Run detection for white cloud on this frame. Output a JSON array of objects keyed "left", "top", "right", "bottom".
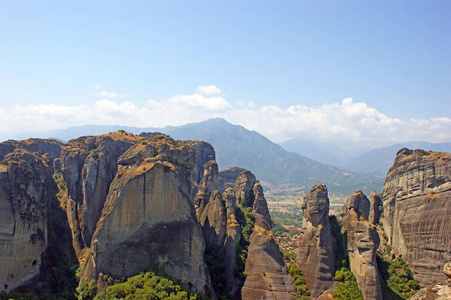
[
  {"left": 0, "top": 89, "right": 450, "bottom": 150},
  {"left": 196, "top": 85, "right": 221, "bottom": 96},
  {"left": 94, "top": 85, "right": 125, "bottom": 98}
]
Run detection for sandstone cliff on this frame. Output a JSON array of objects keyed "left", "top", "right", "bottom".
[
  {"left": 81, "top": 134, "right": 214, "bottom": 295},
  {"left": 295, "top": 184, "right": 335, "bottom": 299},
  {"left": 382, "top": 148, "right": 451, "bottom": 285},
  {"left": 408, "top": 262, "right": 451, "bottom": 300},
  {"left": 0, "top": 138, "right": 63, "bottom": 162},
  {"left": 341, "top": 191, "right": 382, "bottom": 300},
  {"left": 241, "top": 178, "right": 296, "bottom": 300},
  {"left": 60, "top": 132, "right": 143, "bottom": 254},
  {"left": 0, "top": 150, "right": 54, "bottom": 292}
]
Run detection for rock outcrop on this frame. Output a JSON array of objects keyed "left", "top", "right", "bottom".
[
  {"left": 242, "top": 177, "right": 296, "bottom": 300},
  {"left": 60, "top": 132, "right": 143, "bottom": 253},
  {"left": 0, "top": 138, "right": 63, "bottom": 161},
  {"left": 218, "top": 166, "right": 246, "bottom": 192},
  {"left": 341, "top": 191, "right": 382, "bottom": 300},
  {"left": 408, "top": 263, "right": 451, "bottom": 300},
  {"left": 368, "top": 191, "right": 381, "bottom": 225},
  {"left": 0, "top": 150, "right": 54, "bottom": 292},
  {"left": 382, "top": 148, "right": 451, "bottom": 285},
  {"left": 295, "top": 184, "right": 335, "bottom": 299},
  {"left": 81, "top": 135, "right": 213, "bottom": 295}
]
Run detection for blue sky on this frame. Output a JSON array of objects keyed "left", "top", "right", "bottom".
[{"left": 1, "top": 0, "right": 450, "bottom": 146}]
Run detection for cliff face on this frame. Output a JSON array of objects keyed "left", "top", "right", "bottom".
[
  {"left": 81, "top": 135, "right": 213, "bottom": 295},
  {"left": 383, "top": 148, "right": 451, "bottom": 285},
  {"left": 0, "top": 138, "right": 63, "bottom": 161},
  {"left": 60, "top": 132, "right": 143, "bottom": 253},
  {"left": 341, "top": 191, "right": 382, "bottom": 300},
  {"left": 295, "top": 184, "right": 335, "bottom": 299},
  {"left": 0, "top": 150, "right": 54, "bottom": 292}
]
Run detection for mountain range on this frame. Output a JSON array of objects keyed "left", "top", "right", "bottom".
[
  {"left": 5, "top": 118, "right": 385, "bottom": 195},
  {"left": 8, "top": 119, "right": 450, "bottom": 194}
]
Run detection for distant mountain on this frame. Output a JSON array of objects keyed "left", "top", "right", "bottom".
[
  {"left": 4, "top": 118, "right": 384, "bottom": 194},
  {"left": 344, "top": 141, "right": 451, "bottom": 176},
  {"left": 279, "top": 138, "right": 348, "bottom": 167},
  {"left": 159, "top": 118, "right": 383, "bottom": 194}
]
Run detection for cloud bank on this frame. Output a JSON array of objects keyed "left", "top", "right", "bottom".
[{"left": 1, "top": 85, "right": 450, "bottom": 148}]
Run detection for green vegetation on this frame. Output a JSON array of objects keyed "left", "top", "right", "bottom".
[
  {"left": 234, "top": 203, "right": 255, "bottom": 280},
  {"left": 333, "top": 258, "right": 364, "bottom": 300},
  {"left": 377, "top": 253, "right": 421, "bottom": 299},
  {"left": 204, "top": 246, "right": 229, "bottom": 299},
  {"left": 272, "top": 221, "right": 291, "bottom": 237},
  {"left": 77, "top": 280, "right": 97, "bottom": 300},
  {"left": 91, "top": 269, "right": 208, "bottom": 300},
  {"left": 288, "top": 262, "right": 310, "bottom": 299},
  {"left": 269, "top": 209, "right": 303, "bottom": 227}
]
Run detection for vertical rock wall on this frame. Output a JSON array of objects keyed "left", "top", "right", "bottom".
[
  {"left": 383, "top": 149, "right": 451, "bottom": 285},
  {"left": 0, "top": 150, "right": 54, "bottom": 292}
]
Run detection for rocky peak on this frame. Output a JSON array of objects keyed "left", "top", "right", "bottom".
[
  {"left": 296, "top": 184, "right": 335, "bottom": 299},
  {"left": 252, "top": 182, "right": 272, "bottom": 231},
  {"left": 368, "top": 191, "right": 381, "bottom": 225},
  {"left": 302, "top": 184, "right": 329, "bottom": 227},
  {"left": 234, "top": 170, "right": 256, "bottom": 205},
  {"left": 341, "top": 191, "right": 382, "bottom": 300},
  {"left": 0, "top": 138, "right": 63, "bottom": 162},
  {"left": 341, "top": 190, "right": 370, "bottom": 221},
  {"left": 218, "top": 166, "right": 247, "bottom": 192}
]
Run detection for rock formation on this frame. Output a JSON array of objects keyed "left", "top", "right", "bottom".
[
  {"left": 60, "top": 132, "right": 143, "bottom": 253},
  {"left": 241, "top": 179, "right": 296, "bottom": 300},
  {"left": 218, "top": 166, "right": 246, "bottom": 192},
  {"left": 195, "top": 161, "right": 295, "bottom": 299},
  {"left": 0, "top": 138, "right": 63, "bottom": 161},
  {"left": 408, "top": 262, "right": 451, "bottom": 300},
  {"left": 0, "top": 150, "right": 54, "bottom": 292},
  {"left": 80, "top": 134, "right": 213, "bottom": 295},
  {"left": 382, "top": 148, "right": 451, "bottom": 285},
  {"left": 368, "top": 191, "right": 381, "bottom": 225},
  {"left": 295, "top": 184, "right": 335, "bottom": 299},
  {"left": 341, "top": 191, "right": 382, "bottom": 300}
]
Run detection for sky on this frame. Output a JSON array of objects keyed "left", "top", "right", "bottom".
[{"left": 1, "top": 0, "right": 450, "bottom": 147}]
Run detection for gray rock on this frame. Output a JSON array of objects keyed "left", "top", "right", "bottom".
[
  {"left": 382, "top": 148, "right": 451, "bottom": 285},
  {"left": 295, "top": 184, "right": 335, "bottom": 299}
]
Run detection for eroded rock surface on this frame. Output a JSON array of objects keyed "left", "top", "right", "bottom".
[
  {"left": 342, "top": 191, "right": 382, "bottom": 300},
  {"left": 383, "top": 148, "right": 451, "bottom": 285},
  {"left": 295, "top": 184, "right": 335, "bottom": 299},
  {"left": 81, "top": 135, "right": 213, "bottom": 295},
  {"left": 368, "top": 191, "right": 381, "bottom": 225},
  {"left": 60, "top": 132, "right": 143, "bottom": 253},
  {"left": 408, "top": 264, "right": 451, "bottom": 300},
  {"left": 242, "top": 179, "right": 296, "bottom": 300},
  {"left": 0, "top": 150, "right": 54, "bottom": 292},
  {"left": 0, "top": 138, "right": 63, "bottom": 161}
]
